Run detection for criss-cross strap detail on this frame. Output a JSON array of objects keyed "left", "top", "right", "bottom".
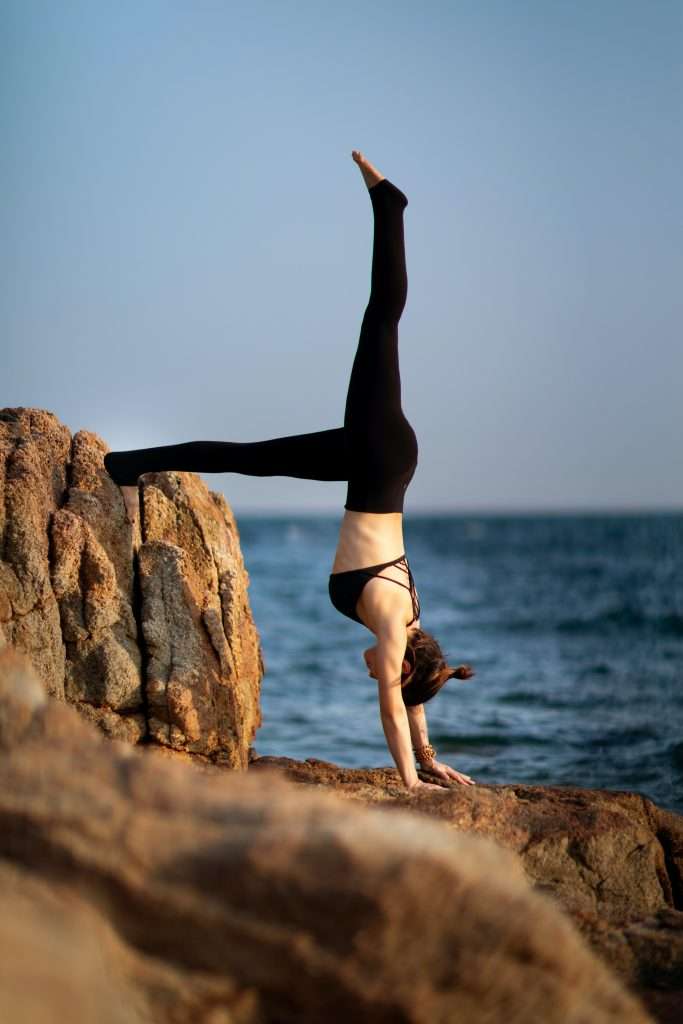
[
  {"left": 357, "top": 554, "right": 421, "bottom": 626},
  {"left": 328, "top": 553, "right": 421, "bottom": 628}
]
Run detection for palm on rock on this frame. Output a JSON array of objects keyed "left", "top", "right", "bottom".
[{"left": 423, "top": 760, "right": 475, "bottom": 786}]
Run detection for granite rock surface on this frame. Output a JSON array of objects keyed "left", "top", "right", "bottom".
[{"left": 0, "top": 407, "right": 262, "bottom": 766}]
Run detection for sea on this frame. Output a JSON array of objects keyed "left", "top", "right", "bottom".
[{"left": 237, "top": 513, "right": 683, "bottom": 815}]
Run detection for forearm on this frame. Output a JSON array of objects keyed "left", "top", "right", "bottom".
[
  {"left": 380, "top": 707, "right": 419, "bottom": 789},
  {"left": 406, "top": 704, "right": 436, "bottom": 766}
]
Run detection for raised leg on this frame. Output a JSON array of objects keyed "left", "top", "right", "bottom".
[
  {"left": 104, "top": 428, "right": 349, "bottom": 486},
  {"left": 344, "top": 153, "right": 417, "bottom": 513}
]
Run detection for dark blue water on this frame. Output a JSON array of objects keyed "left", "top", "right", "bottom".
[{"left": 238, "top": 514, "right": 683, "bottom": 814}]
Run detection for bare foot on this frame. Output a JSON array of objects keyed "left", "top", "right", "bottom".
[{"left": 351, "top": 150, "right": 385, "bottom": 190}]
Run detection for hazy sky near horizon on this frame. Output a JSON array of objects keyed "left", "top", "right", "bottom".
[{"left": 3, "top": 1, "right": 681, "bottom": 512}]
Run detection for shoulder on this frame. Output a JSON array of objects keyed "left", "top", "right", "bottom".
[{"left": 374, "top": 617, "right": 409, "bottom": 669}]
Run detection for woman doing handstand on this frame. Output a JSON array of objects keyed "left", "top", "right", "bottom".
[{"left": 105, "top": 152, "right": 475, "bottom": 792}]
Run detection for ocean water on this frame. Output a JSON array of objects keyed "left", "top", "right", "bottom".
[{"left": 237, "top": 514, "right": 683, "bottom": 814}]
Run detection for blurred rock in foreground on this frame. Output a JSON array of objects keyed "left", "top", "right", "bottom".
[{"left": 0, "top": 648, "right": 654, "bottom": 1024}]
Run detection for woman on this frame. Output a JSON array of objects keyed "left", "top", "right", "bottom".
[{"left": 105, "top": 151, "right": 475, "bottom": 793}]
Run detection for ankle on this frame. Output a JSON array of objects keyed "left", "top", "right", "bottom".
[{"left": 370, "top": 179, "right": 408, "bottom": 210}]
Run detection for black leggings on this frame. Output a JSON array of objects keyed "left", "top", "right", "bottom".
[{"left": 104, "top": 179, "right": 417, "bottom": 513}]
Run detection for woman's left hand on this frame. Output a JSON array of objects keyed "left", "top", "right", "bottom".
[{"left": 421, "top": 760, "right": 475, "bottom": 786}]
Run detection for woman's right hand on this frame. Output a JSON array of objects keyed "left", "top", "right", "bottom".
[{"left": 407, "top": 779, "right": 446, "bottom": 793}]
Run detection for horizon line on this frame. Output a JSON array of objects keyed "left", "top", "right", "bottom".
[{"left": 230, "top": 504, "right": 683, "bottom": 518}]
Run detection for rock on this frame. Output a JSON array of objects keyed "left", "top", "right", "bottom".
[
  {"left": 51, "top": 428, "right": 144, "bottom": 737},
  {"left": 0, "top": 859, "right": 140, "bottom": 1024},
  {"left": 138, "top": 472, "right": 262, "bottom": 764},
  {"left": 250, "top": 756, "right": 683, "bottom": 1022},
  {"left": 0, "top": 860, "right": 260, "bottom": 1024},
  {"left": 0, "top": 408, "right": 71, "bottom": 696},
  {"left": 0, "top": 649, "right": 652, "bottom": 1024},
  {"left": 0, "top": 407, "right": 262, "bottom": 764}
]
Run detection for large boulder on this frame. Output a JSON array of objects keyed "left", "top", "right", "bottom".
[
  {"left": 0, "top": 407, "right": 262, "bottom": 766},
  {"left": 0, "top": 648, "right": 652, "bottom": 1024}
]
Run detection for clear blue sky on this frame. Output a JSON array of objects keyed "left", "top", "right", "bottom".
[{"left": 3, "top": 0, "right": 681, "bottom": 511}]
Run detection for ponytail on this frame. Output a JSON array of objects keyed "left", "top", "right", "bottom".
[{"left": 448, "top": 664, "right": 475, "bottom": 681}]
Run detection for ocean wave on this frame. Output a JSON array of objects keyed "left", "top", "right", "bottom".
[
  {"left": 498, "top": 691, "right": 580, "bottom": 709},
  {"left": 668, "top": 741, "right": 683, "bottom": 770},
  {"left": 556, "top": 609, "right": 683, "bottom": 635},
  {"left": 468, "top": 609, "right": 683, "bottom": 635},
  {"left": 578, "top": 726, "right": 662, "bottom": 748},
  {"left": 429, "top": 732, "right": 554, "bottom": 749}
]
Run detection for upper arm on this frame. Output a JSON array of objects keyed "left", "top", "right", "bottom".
[{"left": 375, "top": 623, "right": 409, "bottom": 718}]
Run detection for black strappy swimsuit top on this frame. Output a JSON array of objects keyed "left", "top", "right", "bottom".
[{"left": 328, "top": 553, "right": 421, "bottom": 627}]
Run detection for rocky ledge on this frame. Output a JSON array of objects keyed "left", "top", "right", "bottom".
[{"left": 251, "top": 755, "right": 683, "bottom": 1023}]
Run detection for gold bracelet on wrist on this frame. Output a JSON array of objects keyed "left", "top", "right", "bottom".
[{"left": 413, "top": 742, "right": 436, "bottom": 763}]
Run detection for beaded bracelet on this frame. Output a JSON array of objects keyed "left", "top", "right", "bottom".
[{"left": 413, "top": 742, "right": 436, "bottom": 763}]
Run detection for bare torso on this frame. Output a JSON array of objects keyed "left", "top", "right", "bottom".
[
  {"left": 332, "top": 510, "right": 404, "bottom": 569},
  {"left": 331, "top": 510, "right": 419, "bottom": 633}
]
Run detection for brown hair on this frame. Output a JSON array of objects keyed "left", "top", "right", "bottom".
[{"left": 400, "top": 629, "right": 474, "bottom": 707}]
